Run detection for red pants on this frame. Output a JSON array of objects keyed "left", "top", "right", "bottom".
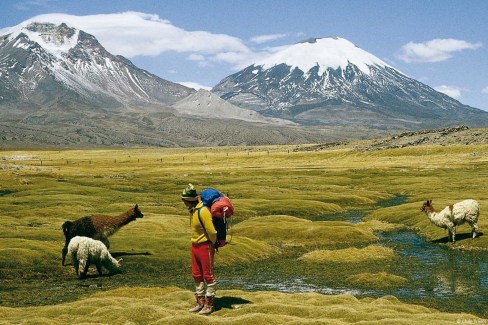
[{"left": 191, "top": 241, "right": 216, "bottom": 284}]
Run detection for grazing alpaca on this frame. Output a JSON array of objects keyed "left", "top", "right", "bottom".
[
  {"left": 62, "top": 204, "right": 143, "bottom": 265},
  {"left": 420, "top": 199, "right": 480, "bottom": 243},
  {"left": 67, "top": 236, "right": 122, "bottom": 278}
]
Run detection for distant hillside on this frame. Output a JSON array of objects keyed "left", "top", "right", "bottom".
[{"left": 294, "top": 126, "right": 488, "bottom": 152}]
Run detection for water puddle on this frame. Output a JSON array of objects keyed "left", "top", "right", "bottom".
[{"left": 0, "top": 190, "right": 13, "bottom": 197}]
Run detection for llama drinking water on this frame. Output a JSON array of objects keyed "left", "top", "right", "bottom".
[
  {"left": 420, "top": 199, "right": 480, "bottom": 243},
  {"left": 62, "top": 205, "right": 143, "bottom": 265},
  {"left": 67, "top": 236, "right": 122, "bottom": 278}
]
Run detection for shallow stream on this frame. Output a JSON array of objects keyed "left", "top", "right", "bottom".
[{"left": 221, "top": 195, "right": 488, "bottom": 317}]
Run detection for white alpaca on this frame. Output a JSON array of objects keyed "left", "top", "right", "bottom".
[
  {"left": 420, "top": 199, "right": 480, "bottom": 243},
  {"left": 67, "top": 236, "right": 122, "bottom": 278}
]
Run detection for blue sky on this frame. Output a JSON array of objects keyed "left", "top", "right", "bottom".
[{"left": 1, "top": 0, "right": 487, "bottom": 111}]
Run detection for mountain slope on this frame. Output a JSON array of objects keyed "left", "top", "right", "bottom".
[
  {"left": 173, "top": 89, "right": 295, "bottom": 125},
  {"left": 0, "top": 22, "right": 194, "bottom": 111},
  {"left": 212, "top": 37, "right": 488, "bottom": 129}
]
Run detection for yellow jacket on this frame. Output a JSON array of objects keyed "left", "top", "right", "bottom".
[{"left": 191, "top": 202, "right": 217, "bottom": 244}]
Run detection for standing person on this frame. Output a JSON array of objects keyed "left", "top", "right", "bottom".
[{"left": 181, "top": 184, "right": 217, "bottom": 315}]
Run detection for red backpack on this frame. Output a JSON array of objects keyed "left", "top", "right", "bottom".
[{"left": 198, "top": 188, "right": 235, "bottom": 249}]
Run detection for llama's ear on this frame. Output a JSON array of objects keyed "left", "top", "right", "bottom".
[
  {"left": 135, "top": 204, "right": 138, "bottom": 209},
  {"left": 429, "top": 199, "right": 432, "bottom": 204}
]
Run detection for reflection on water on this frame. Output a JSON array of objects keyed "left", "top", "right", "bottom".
[
  {"left": 379, "top": 230, "right": 488, "bottom": 317},
  {"left": 222, "top": 196, "right": 488, "bottom": 317}
]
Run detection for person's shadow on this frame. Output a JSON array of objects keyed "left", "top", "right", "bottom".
[{"left": 214, "top": 296, "right": 252, "bottom": 311}]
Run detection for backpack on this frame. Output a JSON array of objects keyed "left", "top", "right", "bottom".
[{"left": 198, "top": 188, "right": 234, "bottom": 250}]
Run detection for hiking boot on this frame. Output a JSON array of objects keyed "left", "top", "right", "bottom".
[
  {"left": 188, "top": 294, "right": 204, "bottom": 313},
  {"left": 198, "top": 296, "right": 215, "bottom": 315}
]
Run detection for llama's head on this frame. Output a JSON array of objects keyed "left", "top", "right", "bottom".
[
  {"left": 62, "top": 221, "right": 73, "bottom": 235},
  {"left": 130, "top": 204, "right": 144, "bottom": 219},
  {"left": 420, "top": 200, "right": 433, "bottom": 212},
  {"left": 116, "top": 258, "right": 123, "bottom": 268}
]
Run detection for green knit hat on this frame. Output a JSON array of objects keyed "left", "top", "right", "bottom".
[{"left": 181, "top": 183, "right": 198, "bottom": 201}]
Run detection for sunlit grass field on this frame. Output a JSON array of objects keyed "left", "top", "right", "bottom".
[{"left": 1, "top": 143, "right": 487, "bottom": 323}]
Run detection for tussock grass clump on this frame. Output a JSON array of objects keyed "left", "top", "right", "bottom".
[
  {"left": 348, "top": 272, "right": 407, "bottom": 289},
  {"left": 298, "top": 245, "right": 396, "bottom": 263},
  {"left": 237, "top": 199, "right": 341, "bottom": 218},
  {"left": 235, "top": 215, "right": 378, "bottom": 248},
  {"left": 0, "top": 287, "right": 482, "bottom": 324},
  {"left": 214, "top": 237, "right": 279, "bottom": 266}
]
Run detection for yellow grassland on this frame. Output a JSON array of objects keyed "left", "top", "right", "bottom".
[{"left": 1, "top": 143, "right": 488, "bottom": 323}]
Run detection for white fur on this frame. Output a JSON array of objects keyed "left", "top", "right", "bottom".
[
  {"left": 423, "top": 199, "right": 480, "bottom": 243},
  {"left": 67, "top": 236, "right": 122, "bottom": 278}
]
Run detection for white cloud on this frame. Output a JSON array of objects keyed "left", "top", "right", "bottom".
[
  {"left": 188, "top": 54, "right": 205, "bottom": 62},
  {"left": 3, "top": 13, "right": 307, "bottom": 72},
  {"left": 12, "top": 12, "right": 251, "bottom": 59},
  {"left": 434, "top": 85, "right": 462, "bottom": 98},
  {"left": 250, "top": 32, "right": 306, "bottom": 44},
  {"left": 250, "top": 33, "right": 288, "bottom": 44},
  {"left": 398, "top": 38, "right": 482, "bottom": 63},
  {"left": 482, "top": 86, "right": 488, "bottom": 94},
  {"left": 178, "top": 82, "right": 212, "bottom": 91}
]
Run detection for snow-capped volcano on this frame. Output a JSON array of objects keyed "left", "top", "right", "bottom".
[
  {"left": 0, "top": 21, "right": 193, "bottom": 111},
  {"left": 213, "top": 37, "right": 488, "bottom": 128},
  {"left": 259, "top": 37, "right": 390, "bottom": 76}
]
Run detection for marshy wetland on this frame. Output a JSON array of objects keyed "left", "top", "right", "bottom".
[{"left": 1, "top": 142, "right": 488, "bottom": 323}]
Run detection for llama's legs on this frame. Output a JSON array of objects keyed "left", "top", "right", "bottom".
[
  {"left": 62, "top": 246, "right": 68, "bottom": 266},
  {"left": 95, "top": 262, "right": 103, "bottom": 275},
  {"left": 447, "top": 223, "right": 456, "bottom": 243},
  {"left": 73, "top": 256, "right": 79, "bottom": 275},
  {"left": 469, "top": 222, "right": 479, "bottom": 238},
  {"left": 79, "top": 259, "right": 89, "bottom": 279},
  {"left": 450, "top": 226, "right": 456, "bottom": 243}
]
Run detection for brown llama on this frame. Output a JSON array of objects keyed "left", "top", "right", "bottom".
[{"left": 62, "top": 204, "right": 143, "bottom": 265}]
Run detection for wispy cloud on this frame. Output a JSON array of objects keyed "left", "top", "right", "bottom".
[
  {"left": 13, "top": 12, "right": 251, "bottom": 60},
  {"left": 250, "top": 32, "right": 305, "bottom": 44},
  {"left": 434, "top": 85, "right": 462, "bottom": 98},
  {"left": 4, "top": 12, "right": 306, "bottom": 71},
  {"left": 398, "top": 38, "right": 482, "bottom": 63},
  {"left": 482, "top": 86, "right": 488, "bottom": 94},
  {"left": 250, "top": 33, "right": 288, "bottom": 44}
]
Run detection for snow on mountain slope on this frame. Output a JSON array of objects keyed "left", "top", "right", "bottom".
[
  {"left": 259, "top": 37, "right": 390, "bottom": 76},
  {"left": 0, "top": 21, "right": 193, "bottom": 110},
  {"left": 212, "top": 36, "right": 488, "bottom": 128},
  {"left": 4, "top": 21, "right": 79, "bottom": 59}
]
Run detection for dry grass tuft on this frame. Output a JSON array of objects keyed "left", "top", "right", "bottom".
[
  {"left": 348, "top": 272, "right": 408, "bottom": 289},
  {"left": 299, "top": 245, "right": 396, "bottom": 263},
  {"left": 0, "top": 287, "right": 482, "bottom": 324},
  {"left": 235, "top": 215, "right": 379, "bottom": 248}
]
